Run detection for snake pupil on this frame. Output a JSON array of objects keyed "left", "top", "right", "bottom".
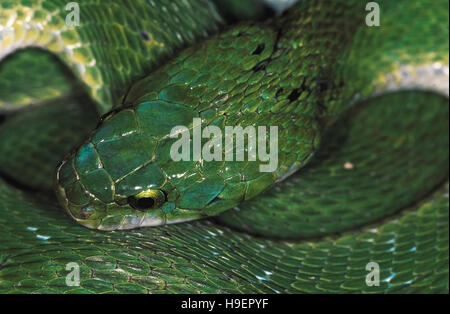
[{"left": 128, "top": 196, "right": 155, "bottom": 210}]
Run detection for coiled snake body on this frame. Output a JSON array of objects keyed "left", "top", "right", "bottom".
[{"left": 0, "top": 0, "right": 448, "bottom": 293}]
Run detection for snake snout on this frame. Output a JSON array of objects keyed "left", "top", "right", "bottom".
[{"left": 54, "top": 159, "right": 105, "bottom": 229}]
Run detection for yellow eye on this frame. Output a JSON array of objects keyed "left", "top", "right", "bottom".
[{"left": 127, "top": 189, "right": 167, "bottom": 210}]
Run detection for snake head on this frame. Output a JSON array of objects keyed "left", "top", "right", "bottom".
[{"left": 54, "top": 100, "right": 249, "bottom": 230}]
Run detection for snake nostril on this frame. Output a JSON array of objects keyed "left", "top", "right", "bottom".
[{"left": 80, "top": 206, "right": 95, "bottom": 219}]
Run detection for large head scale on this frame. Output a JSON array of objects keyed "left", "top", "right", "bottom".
[{"left": 55, "top": 97, "right": 234, "bottom": 230}]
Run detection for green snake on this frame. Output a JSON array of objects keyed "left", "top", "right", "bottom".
[{"left": 0, "top": 0, "right": 448, "bottom": 293}]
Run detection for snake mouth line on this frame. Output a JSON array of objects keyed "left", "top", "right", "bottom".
[{"left": 54, "top": 160, "right": 207, "bottom": 230}]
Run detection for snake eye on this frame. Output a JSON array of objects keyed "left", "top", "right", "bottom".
[{"left": 127, "top": 189, "right": 167, "bottom": 210}]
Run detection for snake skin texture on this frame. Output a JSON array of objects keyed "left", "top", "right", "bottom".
[{"left": 0, "top": 0, "right": 449, "bottom": 293}]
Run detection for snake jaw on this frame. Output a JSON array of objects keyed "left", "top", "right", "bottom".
[
  {"left": 55, "top": 175, "right": 164, "bottom": 230},
  {"left": 55, "top": 159, "right": 186, "bottom": 230}
]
